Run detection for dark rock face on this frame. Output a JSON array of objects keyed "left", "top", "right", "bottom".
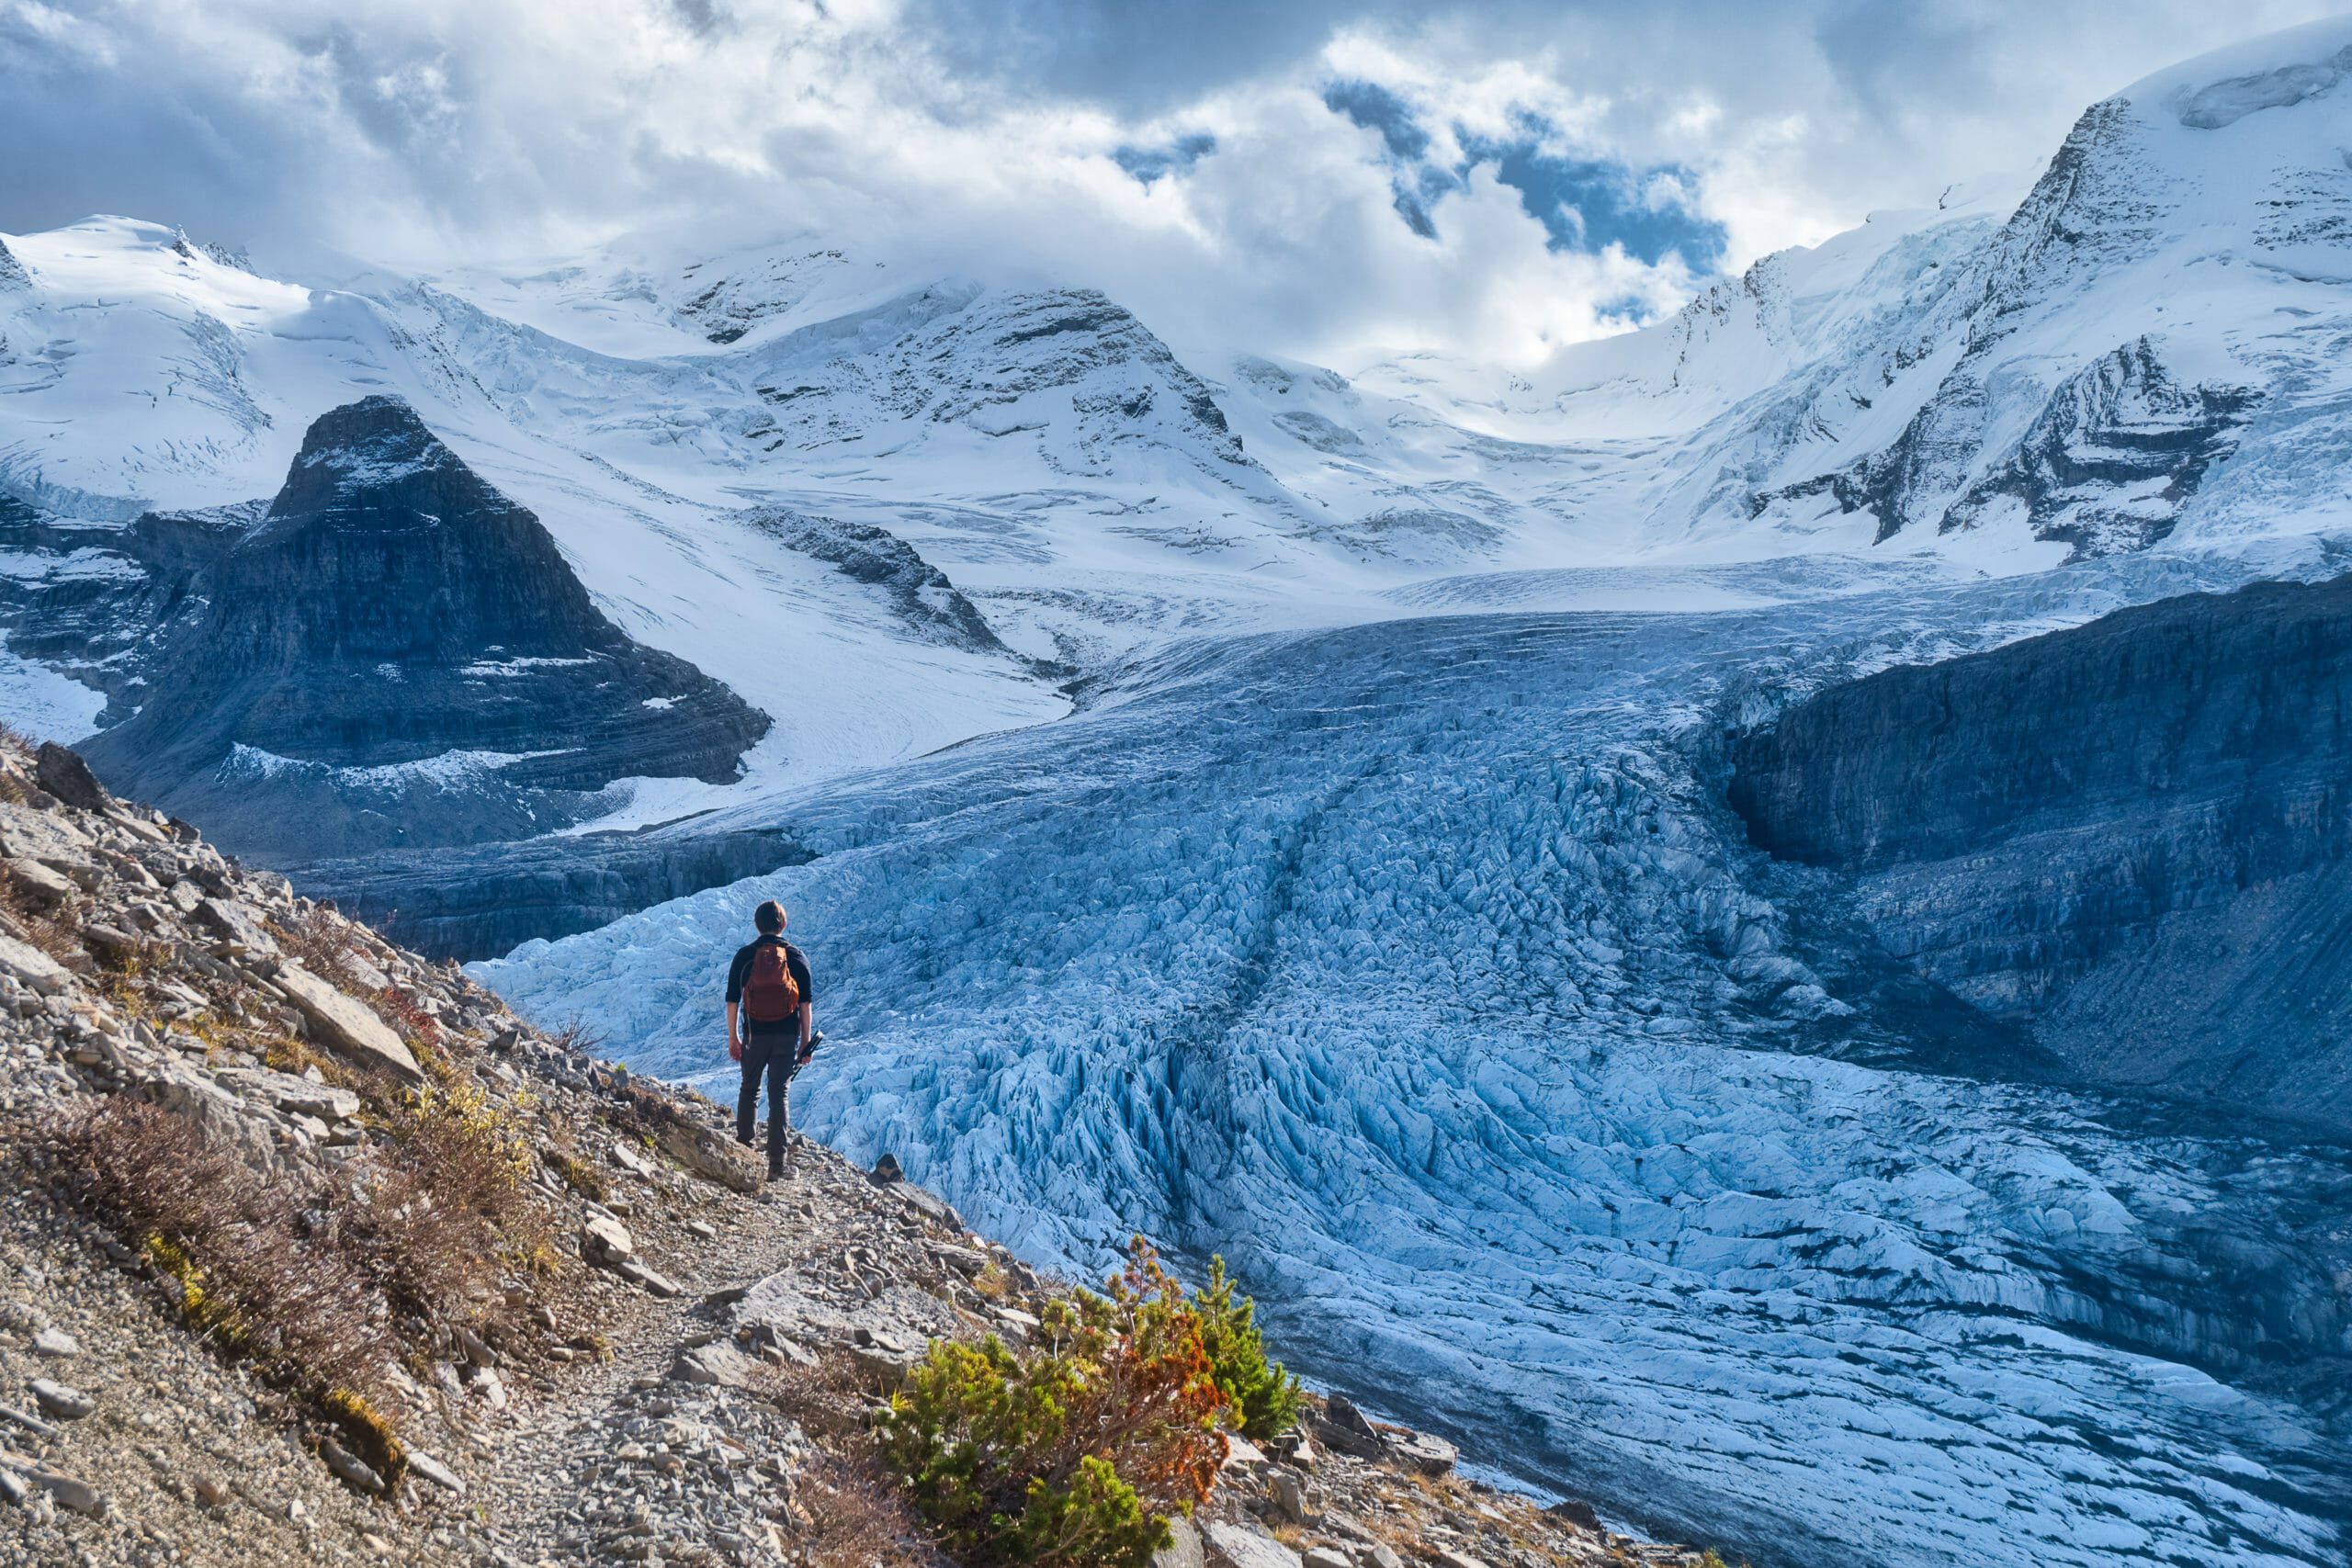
[
  {"left": 1730, "top": 573, "right": 2352, "bottom": 1128},
  {"left": 1939, "top": 337, "right": 2261, "bottom": 556},
  {"left": 288, "top": 824, "right": 813, "bottom": 962},
  {"left": 744, "top": 509, "right": 1006, "bottom": 653},
  {"left": 6, "top": 397, "right": 767, "bottom": 860}
]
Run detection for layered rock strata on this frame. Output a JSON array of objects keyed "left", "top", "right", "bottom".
[{"left": 1730, "top": 571, "right": 2352, "bottom": 1127}]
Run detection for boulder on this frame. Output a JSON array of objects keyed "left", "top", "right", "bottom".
[
  {"left": 1154, "top": 1516, "right": 1205, "bottom": 1568},
  {"left": 670, "top": 1343, "right": 760, "bottom": 1388},
  {"left": 406, "top": 1451, "right": 466, "bottom": 1496},
  {"left": 216, "top": 1067, "right": 362, "bottom": 1123},
  {"left": 870, "top": 1153, "right": 904, "bottom": 1184},
  {"left": 271, "top": 964, "right": 421, "bottom": 1082},
  {"left": 1391, "top": 1429, "right": 1456, "bottom": 1476},
  {"left": 81, "top": 923, "right": 146, "bottom": 961},
  {"left": 319, "top": 1438, "right": 385, "bottom": 1495},
  {"left": 33, "top": 743, "right": 107, "bottom": 811},
  {"left": 652, "top": 1116, "right": 763, "bottom": 1193},
  {"left": 615, "top": 1259, "right": 681, "bottom": 1297},
  {"left": 151, "top": 1069, "right": 282, "bottom": 1174},
  {"left": 0, "top": 933, "right": 71, "bottom": 997},
  {"left": 885, "top": 1179, "right": 962, "bottom": 1230},
  {"left": 194, "top": 897, "right": 281, "bottom": 957},
  {"left": 1202, "top": 1521, "right": 1303, "bottom": 1568},
  {"left": 580, "top": 1213, "right": 636, "bottom": 1265},
  {"left": 3, "top": 858, "right": 73, "bottom": 910},
  {"left": 847, "top": 1342, "right": 921, "bottom": 1390},
  {"left": 1543, "top": 1499, "right": 1600, "bottom": 1531},
  {"left": 28, "top": 1380, "right": 93, "bottom": 1420}
]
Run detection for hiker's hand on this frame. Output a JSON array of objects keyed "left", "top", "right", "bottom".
[{"left": 728, "top": 1037, "right": 742, "bottom": 1063}]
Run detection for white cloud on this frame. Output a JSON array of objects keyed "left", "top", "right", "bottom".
[{"left": 1, "top": 0, "right": 2346, "bottom": 368}]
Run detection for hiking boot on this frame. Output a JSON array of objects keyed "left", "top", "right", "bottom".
[{"left": 767, "top": 1159, "right": 787, "bottom": 1181}]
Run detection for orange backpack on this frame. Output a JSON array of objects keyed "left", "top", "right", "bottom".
[{"left": 743, "top": 941, "right": 802, "bottom": 1024}]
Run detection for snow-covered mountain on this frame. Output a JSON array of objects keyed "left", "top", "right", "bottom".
[{"left": 10, "top": 18, "right": 2352, "bottom": 1568}]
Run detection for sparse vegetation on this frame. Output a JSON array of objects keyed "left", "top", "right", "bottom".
[
  {"left": 878, "top": 1238, "right": 1229, "bottom": 1568},
  {"left": 1193, "top": 1255, "right": 1302, "bottom": 1441}
]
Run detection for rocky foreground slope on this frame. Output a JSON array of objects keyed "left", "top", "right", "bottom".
[{"left": 0, "top": 732, "right": 1699, "bottom": 1568}]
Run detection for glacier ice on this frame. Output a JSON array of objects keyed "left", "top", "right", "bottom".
[{"left": 481, "top": 550, "right": 2352, "bottom": 1568}]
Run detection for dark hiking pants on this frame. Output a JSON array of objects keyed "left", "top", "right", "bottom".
[{"left": 738, "top": 1031, "right": 799, "bottom": 1169}]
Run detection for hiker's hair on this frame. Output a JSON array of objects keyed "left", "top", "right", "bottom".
[{"left": 754, "top": 900, "right": 786, "bottom": 934}]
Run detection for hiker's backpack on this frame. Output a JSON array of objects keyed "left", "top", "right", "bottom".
[{"left": 744, "top": 941, "right": 802, "bottom": 1024}]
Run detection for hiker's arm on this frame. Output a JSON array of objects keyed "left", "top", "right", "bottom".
[
  {"left": 727, "top": 999, "right": 741, "bottom": 1062},
  {"left": 798, "top": 999, "right": 813, "bottom": 1055}
]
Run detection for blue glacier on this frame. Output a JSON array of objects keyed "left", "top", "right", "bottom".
[{"left": 481, "top": 551, "right": 2352, "bottom": 1568}]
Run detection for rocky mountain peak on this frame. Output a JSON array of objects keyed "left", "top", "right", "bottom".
[
  {"left": 37, "top": 398, "right": 775, "bottom": 859},
  {"left": 268, "top": 394, "right": 462, "bottom": 518}
]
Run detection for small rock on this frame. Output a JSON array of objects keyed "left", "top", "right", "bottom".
[
  {"left": 615, "top": 1258, "right": 680, "bottom": 1297},
  {"left": 362, "top": 1532, "right": 394, "bottom": 1556},
  {"left": 1367, "top": 1548, "right": 1404, "bottom": 1568},
  {"left": 194, "top": 1476, "right": 231, "bottom": 1506},
  {"left": 1303, "top": 1551, "right": 1351, "bottom": 1568},
  {"left": 29, "top": 1327, "right": 77, "bottom": 1359},
  {"left": 407, "top": 1451, "right": 466, "bottom": 1496},
  {"left": 685, "top": 1220, "right": 717, "bottom": 1241},
  {"left": 28, "top": 1469, "right": 102, "bottom": 1517},
  {"left": 1434, "top": 1552, "right": 1488, "bottom": 1568},
  {"left": 1544, "top": 1499, "right": 1600, "bottom": 1531},
  {"left": 581, "top": 1213, "right": 636, "bottom": 1266},
  {"left": 28, "top": 1379, "right": 94, "bottom": 1420},
  {"left": 320, "top": 1438, "right": 385, "bottom": 1495},
  {"left": 870, "top": 1152, "right": 904, "bottom": 1184},
  {"left": 455, "top": 1325, "right": 502, "bottom": 1367}
]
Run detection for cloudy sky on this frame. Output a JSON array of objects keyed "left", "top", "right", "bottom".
[{"left": 2, "top": 0, "right": 2343, "bottom": 364}]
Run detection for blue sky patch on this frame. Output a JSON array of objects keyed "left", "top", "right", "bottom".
[
  {"left": 1113, "top": 131, "right": 1218, "bottom": 186},
  {"left": 1460, "top": 117, "right": 1724, "bottom": 269},
  {"left": 1322, "top": 79, "right": 1430, "bottom": 161},
  {"left": 1320, "top": 84, "right": 1724, "bottom": 273}
]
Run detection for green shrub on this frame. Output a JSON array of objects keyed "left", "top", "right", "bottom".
[
  {"left": 1193, "top": 1256, "right": 1302, "bottom": 1441},
  {"left": 878, "top": 1239, "right": 1229, "bottom": 1568}
]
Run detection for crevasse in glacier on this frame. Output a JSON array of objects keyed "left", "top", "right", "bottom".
[{"left": 480, "top": 548, "right": 2352, "bottom": 1568}]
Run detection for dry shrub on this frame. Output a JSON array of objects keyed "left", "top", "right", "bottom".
[
  {"left": 271, "top": 905, "right": 366, "bottom": 984},
  {"left": 345, "top": 1081, "right": 551, "bottom": 1315},
  {"left": 548, "top": 1017, "right": 606, "bottom": 1057},
  {"left": 756, "top": 1361, "right": 941, "bottom": 1568},
  {"left": 58, "top": 1097, "right": 390, "bottom": 1402},
  {"left": 59, "top": 1075, "right": 559, "bottom": 1472},
  {"left": 0, "top": 871, "right": 87, "bottom": 968},
  {"left": 757, "top": 1356, "right": 879, "bottom": 1445},
  {"left": 797, "top": 1450, "right": 940, "bottom": 1568}
]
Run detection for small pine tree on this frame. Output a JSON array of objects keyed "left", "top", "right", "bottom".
[{"left": 1193, "top": 1256, "right": 1303, "bottom": 1441}]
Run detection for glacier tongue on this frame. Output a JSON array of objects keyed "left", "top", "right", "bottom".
[{"left": 480, "top": 551, "right": 2352, "bottom": 1568}]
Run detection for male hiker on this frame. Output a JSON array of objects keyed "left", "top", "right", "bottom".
[{"left": 726, "top": 899, "right": 815, "bottom": 1179}]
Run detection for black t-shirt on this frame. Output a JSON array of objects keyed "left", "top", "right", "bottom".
[{"left": 726, "top": 938, "right": 813, "bottom": 1032}]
